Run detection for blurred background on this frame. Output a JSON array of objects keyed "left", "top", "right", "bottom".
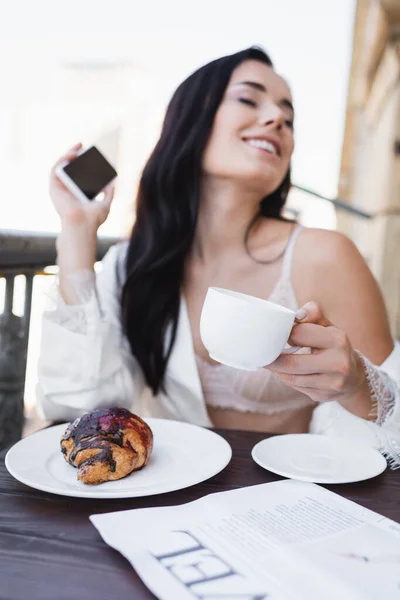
[{"left": 0, "top": 0, "right": 399, "bottom": 439}]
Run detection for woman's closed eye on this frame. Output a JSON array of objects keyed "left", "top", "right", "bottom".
[
  {"left": 238, "top": 95, "right": 294, "bottom": 130},
  {"left": 239, "top": 97, "right": 257, "bottom": 107}
]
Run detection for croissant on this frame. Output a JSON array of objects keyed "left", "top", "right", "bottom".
[{"left": 60, "top": 408, "right": 153, "bottom": 485}]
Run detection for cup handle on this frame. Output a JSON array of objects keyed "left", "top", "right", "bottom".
[{"left": 281, "top": 345, "right": 301, "bottom": 355}]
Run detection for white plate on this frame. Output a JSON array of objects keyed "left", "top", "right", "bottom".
[
  {"left": 251, "top": 434, "right": 387, "bottom": 484},
  {"left": 5, "top": 419, "right": 232, "bottom": 498}
]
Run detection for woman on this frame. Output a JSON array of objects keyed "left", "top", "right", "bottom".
[{"left": 38, "top": 47, "right": 400, "bottom": 466}]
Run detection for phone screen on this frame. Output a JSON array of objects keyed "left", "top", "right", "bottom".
[{"left": 63, "top": 146, "right": 117, "bottom": 200}]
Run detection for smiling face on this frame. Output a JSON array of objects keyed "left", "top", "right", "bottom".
[{"left": 202, "top": 60, "right": 295, "bottom": 196}]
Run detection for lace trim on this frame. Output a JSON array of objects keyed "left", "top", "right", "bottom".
[
  {"left": 268, "top": 277, "right": 298, "bottom": 309},
  {"left": 358, "top": 352, "right": 397, "bottom": 426},
  {"left": 356, "top": 351, "right": 400, "bottom": 469},
  {"left": 372, "top": 425, "right": 400, "bottom": 470}
]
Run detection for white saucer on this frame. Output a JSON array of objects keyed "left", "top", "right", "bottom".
[
  {"left": 5, "top": 419, "right": 232, "bottom": 498},
  {"left": 251, "top": 434, "right": 387, "bottom": 484}
]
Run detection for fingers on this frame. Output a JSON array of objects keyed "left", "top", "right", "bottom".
[
  {"left": 102, "top": 183, "right": 115, "bottom": 207},
  {"left": 295, "top": 301, "right": 332, "bottom": 327},
  {"left": 275, "top": 371, "right": 348, "bottom": 394},
  {"left": 277, "top": 382, "right": 335, "bottom": 403},
  {"left": 65, "top": 142, "right": 82, "bottom": 154},
  {"left": 269, "top": 302, "right": 361, "bottom": 404},
  {"left": 288, "top": 322, "right": 349, "bottom": 350},
  {"left": 268, "top": 348, "right": 349, "bottom": 375},
  {"left": 52, "top": 143, "right": 83, "bottom": 173},
  {"left": 61, "top": 142, "right": 82, "bottom": 160}
]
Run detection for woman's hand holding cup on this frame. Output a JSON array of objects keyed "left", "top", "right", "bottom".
[
  {"left": 200, "top": 290, "right": 369, "bottom": 414},
  {"left": 266, "top": 301, "right": 367, "bottom": 406}
]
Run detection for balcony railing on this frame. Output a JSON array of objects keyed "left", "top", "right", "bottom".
[
  {"left": 292, "top": 185, "right": 373, "bottom": 219},
  {"left": 0, "top": 230, "right": 118, "bottom": 449}
]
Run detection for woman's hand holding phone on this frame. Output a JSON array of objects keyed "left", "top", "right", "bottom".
[
  {"left": 50, "top": 143, "right": 115, "bottom": 230},
  {"left": 50, "top": 143, "right": 115, "bottom": 304}
]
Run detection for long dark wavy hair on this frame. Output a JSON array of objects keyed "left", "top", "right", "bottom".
[{"left": 121, "top": 46, "right": 292, "bottom": 395}]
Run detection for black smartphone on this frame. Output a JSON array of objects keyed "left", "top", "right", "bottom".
[{"left": 56, "top": 146, "right": 118, "bottom": 202}]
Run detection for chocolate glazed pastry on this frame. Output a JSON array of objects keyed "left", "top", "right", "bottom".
[{"left": 60, "top": 408, "right": 153, "bottom": 485}]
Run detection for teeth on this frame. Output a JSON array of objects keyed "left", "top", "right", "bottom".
[{"left": 247, "top": 139, "right": 278, "bottom": 154}]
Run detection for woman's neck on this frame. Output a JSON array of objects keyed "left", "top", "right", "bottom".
[{"left": 192, "top": 177, "right": 263, "bottom": 262}]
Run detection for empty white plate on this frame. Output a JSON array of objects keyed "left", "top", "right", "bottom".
[
  {"left": 5, "top": 419, "right": 232, "bottom": 498},
  {"left": 251, "top": 434, "right": 387, "bottom": 484}
]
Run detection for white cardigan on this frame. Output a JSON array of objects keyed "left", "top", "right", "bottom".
[{"left": 36, "top": 243, "right": 400, "bottom": 466}]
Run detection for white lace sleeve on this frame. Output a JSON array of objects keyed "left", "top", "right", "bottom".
[
  {"left": 37, "top": 242, "right": 146, "bottom": 422},
  {"left": 45, "top": 269, "right": 101, "bottom": 336},
  {"left": 310, "top": 342, "right": 400, "bottom": 469}
]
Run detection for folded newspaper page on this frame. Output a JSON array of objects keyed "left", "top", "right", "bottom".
[{"left": 90, "top": 480, "right": 400, "bottom": 600}]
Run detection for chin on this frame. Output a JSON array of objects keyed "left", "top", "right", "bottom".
[
  {"left": 239, "top": 168, "right": 282, "bottom": 192},
  {"left": 206, "top": 161, "right": 283, "bottom": 193}
]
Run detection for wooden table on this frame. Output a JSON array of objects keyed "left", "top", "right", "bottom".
[{"left": 1, "top": 428, "right": 399, "bottom": 600}]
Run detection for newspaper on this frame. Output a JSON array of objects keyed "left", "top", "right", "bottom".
[{"left": 90, "top": 480, "right": 400, "bottom": 600}]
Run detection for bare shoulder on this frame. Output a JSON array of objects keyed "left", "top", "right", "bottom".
[
  {"left": 293, "top": 227, "right": 369, "bottom": 292},
  {"left": 292, "top": 227, "right": 393, "bottom": 361},
  {"left": 295, "top": 227, "right": 360, "bottom": 265},
  {"left": 293, "top": 226, "right": 373, "bottom": 298}
]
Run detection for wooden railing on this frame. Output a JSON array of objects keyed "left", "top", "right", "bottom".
[{"left": 0, "top": 230, "right": 118, "bottom": 449}]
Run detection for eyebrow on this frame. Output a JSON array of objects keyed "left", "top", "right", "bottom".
[{"left": 233, "top": 80, "right": 294, "bottom": 114}]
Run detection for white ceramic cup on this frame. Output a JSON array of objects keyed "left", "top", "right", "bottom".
[{"left": 200, "top": 287, "right": 300, "bottom": 370}]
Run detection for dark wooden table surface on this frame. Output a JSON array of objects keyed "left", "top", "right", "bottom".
[{"left": 1, "top": 428, "right": 399, "bottom": 600}]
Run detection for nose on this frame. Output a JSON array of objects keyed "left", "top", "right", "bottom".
[{"left": 259, "top": 103, "right": 286, "bottom": 130}]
